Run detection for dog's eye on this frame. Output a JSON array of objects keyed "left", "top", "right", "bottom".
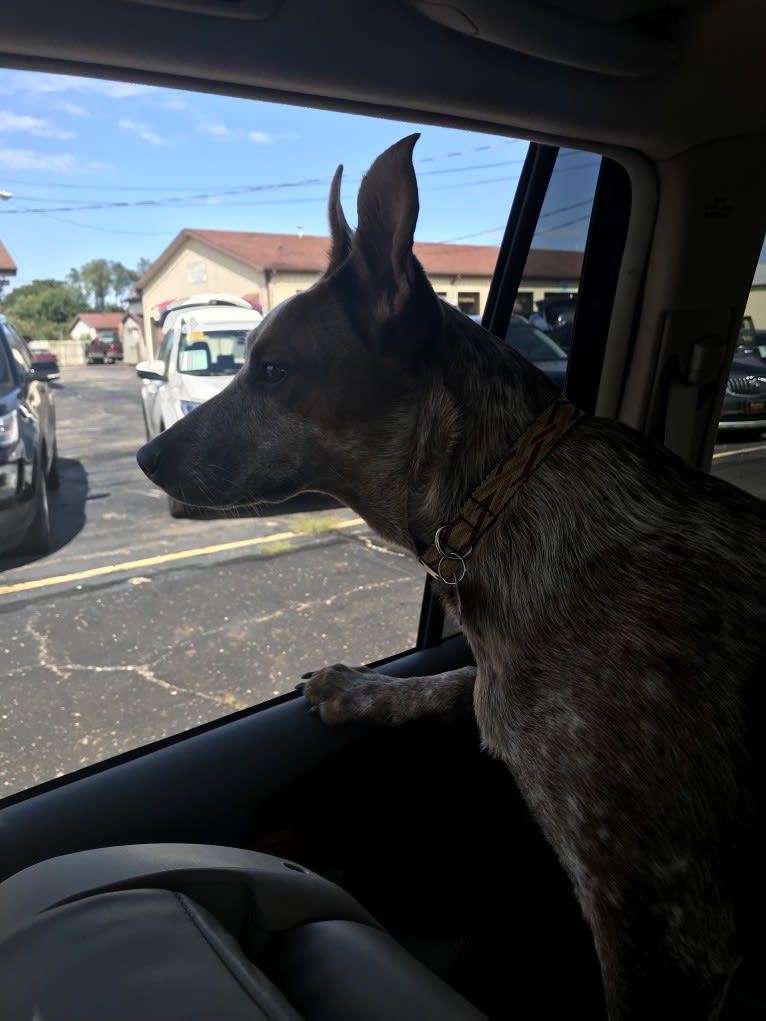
[{"left": 259, "top": 362, "right": 288, "bottom": 388}]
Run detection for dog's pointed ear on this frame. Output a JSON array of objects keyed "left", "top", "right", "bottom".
[
  {"left": 352, "top": 134, "right": 429, "bottom": 320},
  {"left": 327, "top": 164, "right": 352, "bottom": 271}
]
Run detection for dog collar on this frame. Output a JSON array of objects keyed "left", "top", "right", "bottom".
[{"left": 418, "top": 394, "right": 585, "bottom": 584}]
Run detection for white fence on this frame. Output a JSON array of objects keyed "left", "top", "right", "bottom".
[{"left": 29, "top": 340, "right": 86, "bottom": 366}]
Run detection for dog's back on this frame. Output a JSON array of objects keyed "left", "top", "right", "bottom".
[{"left": 454, "top": 399, "right": 765, "bottom": 1017}]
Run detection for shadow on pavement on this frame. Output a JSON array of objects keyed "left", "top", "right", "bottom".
[{"left": 0, "top": 457, "right": 89, "bottom": 573}]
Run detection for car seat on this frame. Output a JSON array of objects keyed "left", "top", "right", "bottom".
[{"left": 0, "top": 843, "right": 486, "bottom": 1020}]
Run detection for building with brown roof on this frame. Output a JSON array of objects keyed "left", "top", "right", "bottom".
[
  {"left": 68, "top": 312, "right": 124, "bottom": 343},
  {"left": 137, "top": 229, "right": 583, "bottom": 354},
  {"left": 0, "top": 239, "right": 18, "bottom": 288}
]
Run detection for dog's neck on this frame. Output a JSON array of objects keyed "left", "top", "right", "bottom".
[
  {"left": 404, "top": 315, "right": 562, "bottom": 556},
  {"left": 316, "top": 313, "right": 564, "bottom": 559}
]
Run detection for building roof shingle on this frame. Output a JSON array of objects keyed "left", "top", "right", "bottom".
[
  {"left": 0, "top": 240, "right": 17, "bottom": 277},
  {"left": 140, "top": 229, "right": 582, "bottom": 286},
  {"left": 69, "top": 312, "right": 124, "bottom": 330}
]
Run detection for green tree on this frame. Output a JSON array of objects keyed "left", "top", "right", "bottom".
[
  {"left": 67, "top": 258, "right": 144, "bottom": 309},
  {"left": 110, "top": 261, "right": 140, "bottom": 303},
  {"left": 1, "top": 278, "right": 86, "bottom": 340},
  {"left": 68, "top": 259, "right": 112, "bottom": 311}
]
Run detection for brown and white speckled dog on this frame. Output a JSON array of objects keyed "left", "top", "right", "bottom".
[{"left": 137, "top": 136, "right": 765, "bottom": 1019}]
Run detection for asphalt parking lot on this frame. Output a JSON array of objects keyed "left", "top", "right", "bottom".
[
  {"left": 0, "top": 365, "right": 425, "bottom": 796},
  {"left": 1, "top": 364, "right": 764, "bottom": 799}
]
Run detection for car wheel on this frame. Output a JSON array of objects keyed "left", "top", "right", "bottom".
[
  {"left": 47, "top": 443, "right": 61, "bottom": 491},
  {"left": 168, "top": 495, "right": 189, "bottom": 518},
  {"left": 15, "top": 465, "right": 52, "bottom": 556}
]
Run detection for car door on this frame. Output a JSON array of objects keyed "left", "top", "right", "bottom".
[
  {"left": 161, "top": 320, "right": 186, "bottom": 429},
  {"left": 4, "top": 321, "right": 51, "bottom": 470},
  {"left": 143, "top": 332, "right": 173, "bottom": 438}
]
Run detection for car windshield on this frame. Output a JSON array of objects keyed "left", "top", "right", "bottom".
[
  {"left": 506, "top": 320, "right": 567, "bottom": 362},
  {"left": 177, "top": 328, "right": 250, "bottom": 375}
]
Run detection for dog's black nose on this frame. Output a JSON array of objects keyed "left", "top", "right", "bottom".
[{"left": 136, "top": 440, "right": 162, "bottom": 480}]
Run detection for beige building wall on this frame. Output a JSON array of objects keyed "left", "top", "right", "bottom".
[
  {"left": 429, "top": 274, "right": 576, "bottom": 315},
  {"left": 745, "top": 287, "right": 766, "bottom": 328},
  {"left": 141, "top": 237, "right": 267, "bottom": 352},
  {"left": 429, "top": 274, "right": 490, "bottom": 313},
  {"left": 122, "top": 315, "right": 150, "bottom": 364},
  {"left": 269, "top": 271, "right": 325, "bottom": 307},
  {"left": 70, "top": 320, "right": 96, "bottom": 341},
  {"left": 140, "top": 237, "right": 582, "bottom": 354}
]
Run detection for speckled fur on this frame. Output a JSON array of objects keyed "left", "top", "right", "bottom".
[{"left": 139, "top": 137, "right": 765, "bottom": 1020}]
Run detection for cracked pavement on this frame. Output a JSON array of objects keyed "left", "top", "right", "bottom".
[{"left": 0, "top": 366, "right": 424, "bottom": 796}]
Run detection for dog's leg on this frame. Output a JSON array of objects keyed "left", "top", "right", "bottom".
[{"left": 300, "top": 664, "right": 476, "bottom": 726}]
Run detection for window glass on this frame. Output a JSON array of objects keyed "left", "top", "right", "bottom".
[
  {"left": 524, "top": 147, "right": 602, "bottom": 372},
  {"left": 156, "top": 334, "right": 173, "bottom": 372},
  {"left": 0, "top": 68, "right": 604, "bottom": 798},
  {"left": 505, "top": 316, "right": 567, "bottom": 363},
  {"left": 0, "top": 327, "right": 13, "bottom": 384},
  {"left": 457, "top": 291, "right": 480, "bottom": 314},
  {"left": 5, "top": 320, "right": 32, "bottom": 377},
  {"left": 711, "top": 238, "right": 766, "bottom": 498},
  {"left": 178, "top": 327, "right": 250, "bottom": 375},
  {"left": 439, "top": 146, "right": 604, "bottom": 642}
]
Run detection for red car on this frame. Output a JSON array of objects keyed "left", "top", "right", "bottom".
[
  {"left": 86, "top": 336, "right": 123, "bottom": 364},
  {"left": 30, "top": 349, "right": 60, "bottom": 380}
]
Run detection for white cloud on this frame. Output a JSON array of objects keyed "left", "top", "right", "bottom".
[
  {"left": 248, "top": 130, "right": 273, "bottom": 144},
  {"left": 64, "top": 103, "right": 89, "bottom": 117},
  {"left": 118, "top": 118, "right": 166, "bottom": 145},
  {"left": 15, "top": 72, "right": 146, "bottom": 99},
  {"left": 198, "top": 123, "right": 230, "bottom": 137},
  {"left": 0, "top": 111, "right": 76, "bottom": 140},
  {"left": 0, "top": 147, "right": 95, "bottom": 173}
]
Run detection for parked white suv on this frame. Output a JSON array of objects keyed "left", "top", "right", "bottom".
[{"left": 136, "top": 298, "right": 263, "bottom": 516}]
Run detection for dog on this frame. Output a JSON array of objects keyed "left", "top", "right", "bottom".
[{"left": 137, "top": 135, "right": 765, "bottom": 1019}]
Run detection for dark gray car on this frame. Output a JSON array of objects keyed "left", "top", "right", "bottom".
[
  {"left": 0, "top": 314, "right": 59, "bottom": 556},
  {"left": 471, "top": 313, "right": 569, "bottom": 389}
]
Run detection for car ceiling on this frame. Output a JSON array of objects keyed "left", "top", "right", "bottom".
[{"left": 1, "top": 0, "right": 763, "bottom": 160}]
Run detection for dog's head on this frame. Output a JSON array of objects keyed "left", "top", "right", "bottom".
[{"left": 136, "top": 135, "right": 451, "bottom": 536}]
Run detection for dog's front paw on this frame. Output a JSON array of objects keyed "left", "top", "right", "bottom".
[{"left": 300, "top": 663, "right": 399, "bottom": 726}]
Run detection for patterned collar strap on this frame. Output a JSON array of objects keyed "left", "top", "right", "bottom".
[{"left": 418, "top": 394, "right": 585, "bottom": 584}]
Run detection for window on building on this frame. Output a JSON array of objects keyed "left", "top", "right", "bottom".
[
  {"left": 514, "top": 292, "right": 533, "bottom": 316},
  {"left": 457, "top": 292, "right": 480, "bottom": 315}
]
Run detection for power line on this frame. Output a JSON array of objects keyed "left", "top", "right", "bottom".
[
  {"left": 0, "top": 137, "right": 525, "bottom": 193},
  {"left": 439, "top": 198, "right": 594, "bottom": 243}
]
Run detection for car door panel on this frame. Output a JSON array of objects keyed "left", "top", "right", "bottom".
[
  {"left": 0, "top": 631, "right": 604, "bottom": 1017},
  {"left": 0, "top": 635, "right": 473, "bottom": 882}
]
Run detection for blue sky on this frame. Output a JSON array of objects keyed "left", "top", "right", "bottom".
[
  {"left": 0, "top": 69, "right": 532, "bottom": 290},
  {"left": 0, "top": 69, "right": 634, "bottom": 292}
]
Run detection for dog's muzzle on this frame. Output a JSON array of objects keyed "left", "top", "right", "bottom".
[{"left": 136, "top": 438, "right": 164, "bottom": 482}]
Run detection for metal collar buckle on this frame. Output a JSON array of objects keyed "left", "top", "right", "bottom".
[{"left": 426, "top": 525, "right": 471, "bottom": 585}]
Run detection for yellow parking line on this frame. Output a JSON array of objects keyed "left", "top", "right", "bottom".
[
  {"left": 712, "top": 442, "right": 766, "bottom": 460},
  {"left": 0, "top": 517, "right": 364, "bottom": 597}
]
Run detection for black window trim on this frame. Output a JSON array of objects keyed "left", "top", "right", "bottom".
[
  {"left": 416, "top": 142, "right": 559, "bottom": 650},
  {"left": 415, "top": 145, "right": 632, "bottom": 650}
]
